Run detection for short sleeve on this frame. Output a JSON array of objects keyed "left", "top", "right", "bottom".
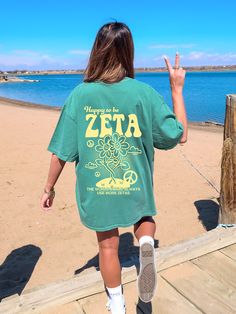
[
  {"left": 47, "top": 96, "right": 79, "bottom": 162},
  {"left": 150, "top": 87, "right": 184, "bottom": 150}
]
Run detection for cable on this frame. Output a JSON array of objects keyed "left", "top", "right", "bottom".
[{"left": 178, "top": 147, "right": 220, "bottom": 194}]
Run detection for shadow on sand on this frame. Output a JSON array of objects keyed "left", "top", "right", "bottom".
[
  {"left": 0, "top": 245, "right": 42, "bottom": 301},
  {"left": 194, "top": 197, "right": 220, "bottom": 231}
]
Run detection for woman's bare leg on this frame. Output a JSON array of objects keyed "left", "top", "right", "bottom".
[
  {"left": 133, "top": 216, "right": 156, "bottom": 241},
  {"left": 96, "top": 228, "right": 121, "bottom": 288}
]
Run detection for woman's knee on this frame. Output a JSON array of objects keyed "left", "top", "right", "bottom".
[{"left": 96, "top": 228, "right": 119, "bottom": 251}]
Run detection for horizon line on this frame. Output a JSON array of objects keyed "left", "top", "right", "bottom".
[{"left": 1, "top": 64, "right": 236, "bottom": 73}]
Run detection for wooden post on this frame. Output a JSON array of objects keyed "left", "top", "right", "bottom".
[{"left": 219, "top": 94, "right": 236, "bottom": 225}]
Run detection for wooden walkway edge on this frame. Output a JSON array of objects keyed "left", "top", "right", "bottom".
[{"left": 0, "top": 226, "right": 236, "bottom": 314}]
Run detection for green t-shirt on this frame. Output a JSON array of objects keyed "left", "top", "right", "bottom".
[{"left": 47, "top": 76, "right": 184, "bottom": 231}]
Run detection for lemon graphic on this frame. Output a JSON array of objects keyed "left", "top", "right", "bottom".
[
  {"left": 95, "top": 172, "right": 101, "bottom": 177},
  {"left": 96, "top": 178, "right": 130, "bottom": 189},
  {"left": 123, "top": 170, "right": 138, "bottom": 185},
  {"left": 87, "top": 140, "right": 94, "bottom": 148}
]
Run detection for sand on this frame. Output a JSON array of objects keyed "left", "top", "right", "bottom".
[{"left": 0, "top": 96, "right": 223, "bottom": 301}]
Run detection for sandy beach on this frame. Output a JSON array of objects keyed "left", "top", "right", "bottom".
[{"left": 0, "top": 96, "right": 223, "bottom": 301}]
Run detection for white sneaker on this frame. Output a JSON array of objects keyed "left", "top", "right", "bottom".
[
  {"left": 137, "top": 242, "right": 158, "bottom": 302},
  {"left": 105, "top": 295, "right": 126, "bottom": 313},
  {"left": 105, "top": 285, "right": 126, "bottom": 313}
]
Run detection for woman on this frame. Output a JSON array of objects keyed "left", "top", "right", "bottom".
[{"left": 40, "top": 21, "right": 187, "bottom": 313}]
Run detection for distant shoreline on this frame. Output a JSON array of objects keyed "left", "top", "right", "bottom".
[
  {"left": 1, "top": 65, "right": 236, "bottom": 76},
  {"left": 0, "top": 95, "right": 224, "bottom": 131}
]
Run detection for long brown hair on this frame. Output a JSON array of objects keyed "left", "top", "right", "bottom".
[{"left": 83, "top": 21, "right": 134, "bottom": 83}]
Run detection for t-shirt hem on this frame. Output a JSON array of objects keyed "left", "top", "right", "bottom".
[{"left": 79, "top": 210, "right": 157, "bottom": 231}]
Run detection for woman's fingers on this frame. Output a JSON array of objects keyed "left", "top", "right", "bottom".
[
  {"left": 164, "top": 56, "right": 173, "bottom": 73},
  {"left": 40, "top": 194, "right": 54, "bottom": 211},
  {"left": 163, "top": 53, "right": 186, "bottom": 93},
  {"left": 164, "top": 53, "right": 180, "bottom": 72},
  {"left": 175, "top": 52, "right": 180, "bottom": 69},
  {"left": 164, "top": 54, "right": 185, "bottom": 74}
]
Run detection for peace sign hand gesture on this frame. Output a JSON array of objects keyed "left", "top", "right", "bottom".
[{"left": 164, "top": 53, "right": 186, "bottom": 94}]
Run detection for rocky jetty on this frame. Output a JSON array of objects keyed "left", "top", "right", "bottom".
[{"left": 0, "top": 75, "right": 39, "bottom": 83}]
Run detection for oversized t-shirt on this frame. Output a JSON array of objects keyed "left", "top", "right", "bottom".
[{"left": 47, "top": 76, "right": 184, "bottom": 231}]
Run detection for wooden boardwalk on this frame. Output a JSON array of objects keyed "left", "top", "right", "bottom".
[{"left": 1, "top": 226, "right": 236, "bottom": 314}]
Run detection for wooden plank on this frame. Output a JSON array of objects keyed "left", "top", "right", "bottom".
[
  {"left": 78, "top": 275, "right": 202, "bottom": 314},
  {"left": 160, "top": 261, "right": 236, "bottom": 314},
  {"left": 137, "top": 275, "right": 202, "bottom": 314},
  {"left": 122, "top": 225, "right": 236, "bottom": 283},
  {"left": 0, "top": 272, "right": 103, "bottom": 314},
  {"left": 220, "top": 243, "right": 236, "bottom": 261},
  {"left": 75, "top": 301, "right": 85, "bottom": 314},
  {"left": 154, "top": 225, "right": 236, "bottom": 271},
  {"left": 75, "top": 301, "right": 86, "bottom": 314},
  {"left": 192, "top": 250, "right": 236, "bottom": 289},
  {"left": 78, "top": 291, "right": 110, "bottom": 314},
  {"left": 40, "top": 301, "right": 84, "bottom": 314},
  {"left": 1, "top": 226, "right": 235, "bottom": 314}
]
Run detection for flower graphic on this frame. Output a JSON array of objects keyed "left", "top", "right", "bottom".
[
  {"left": 107, "top": 156, "right": 121, "bottom": 168},
  {"left": 95, "top": 135, "right": 114, "bottom": 158},
  {"left": 110, "top": 132, "right": 130, "bottom": 157},
  {"left": 90, "top": 132, "right": 141, "bottom": 187}
]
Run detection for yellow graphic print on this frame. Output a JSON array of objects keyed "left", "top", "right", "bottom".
[
  {"left": 85, "top": 132, "right": 142, "bottom": 189},
  {"left": 87, "top": 140, "right": 94, "bottom": 148},
  {"left": 85, "top": 113, "right": 142, "bottom": 137},
  {"left": 84, "top": 106, "right": 142, "bottom": 192}
]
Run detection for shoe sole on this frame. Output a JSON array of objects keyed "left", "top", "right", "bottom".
[{"left": 137, "top": 242, "right": 157, "bottom": 303}]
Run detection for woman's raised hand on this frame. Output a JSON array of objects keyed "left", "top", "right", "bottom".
[{"left": 164, "top": 53, "right": 186, "bottom": 94}]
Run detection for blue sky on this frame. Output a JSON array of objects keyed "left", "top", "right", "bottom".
[{"left": 1, "top": 0, "right": 236, "bottom": 70}]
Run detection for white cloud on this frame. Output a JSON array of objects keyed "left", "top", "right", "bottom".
[
  {"left": 12, "top": 50, "right": 42, "bottom": 56},
  {"left": 187, "top": 51, "right": 205, "bottom": 60},
  {"left": 134, "top": 56, "right": 150, "bottom": 68},
  {"left": 151, "top": 50, "right": 236, "bottom": 67},
  {"left": 0, "top": 49, "right": 89, "bottom": 70},
  {"left": 149, "top": 43, "right": 195, "bottom": 49},
  {"left": 0, "top": 46, "right": 92, "bottom": 70},
  {"left": 153, "top": 54, "right": 167, "bottom": 61},
  {"left": 68, "top": 49, "right": 90, "bottom": 55},
  {"left": 182, "top": 51, "right": 236, "bottom": 65}
]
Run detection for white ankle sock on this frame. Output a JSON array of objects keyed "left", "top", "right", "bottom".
[
  {"left": 139, "top": 235, "right": 154, "bottom": 247},
  {"left": 106, "top": 284, "right": 122, "bottom": 297}
]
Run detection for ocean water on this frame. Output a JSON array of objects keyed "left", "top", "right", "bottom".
[{"left": 0, "top": 72, "right": 235, "bottom": 124}]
